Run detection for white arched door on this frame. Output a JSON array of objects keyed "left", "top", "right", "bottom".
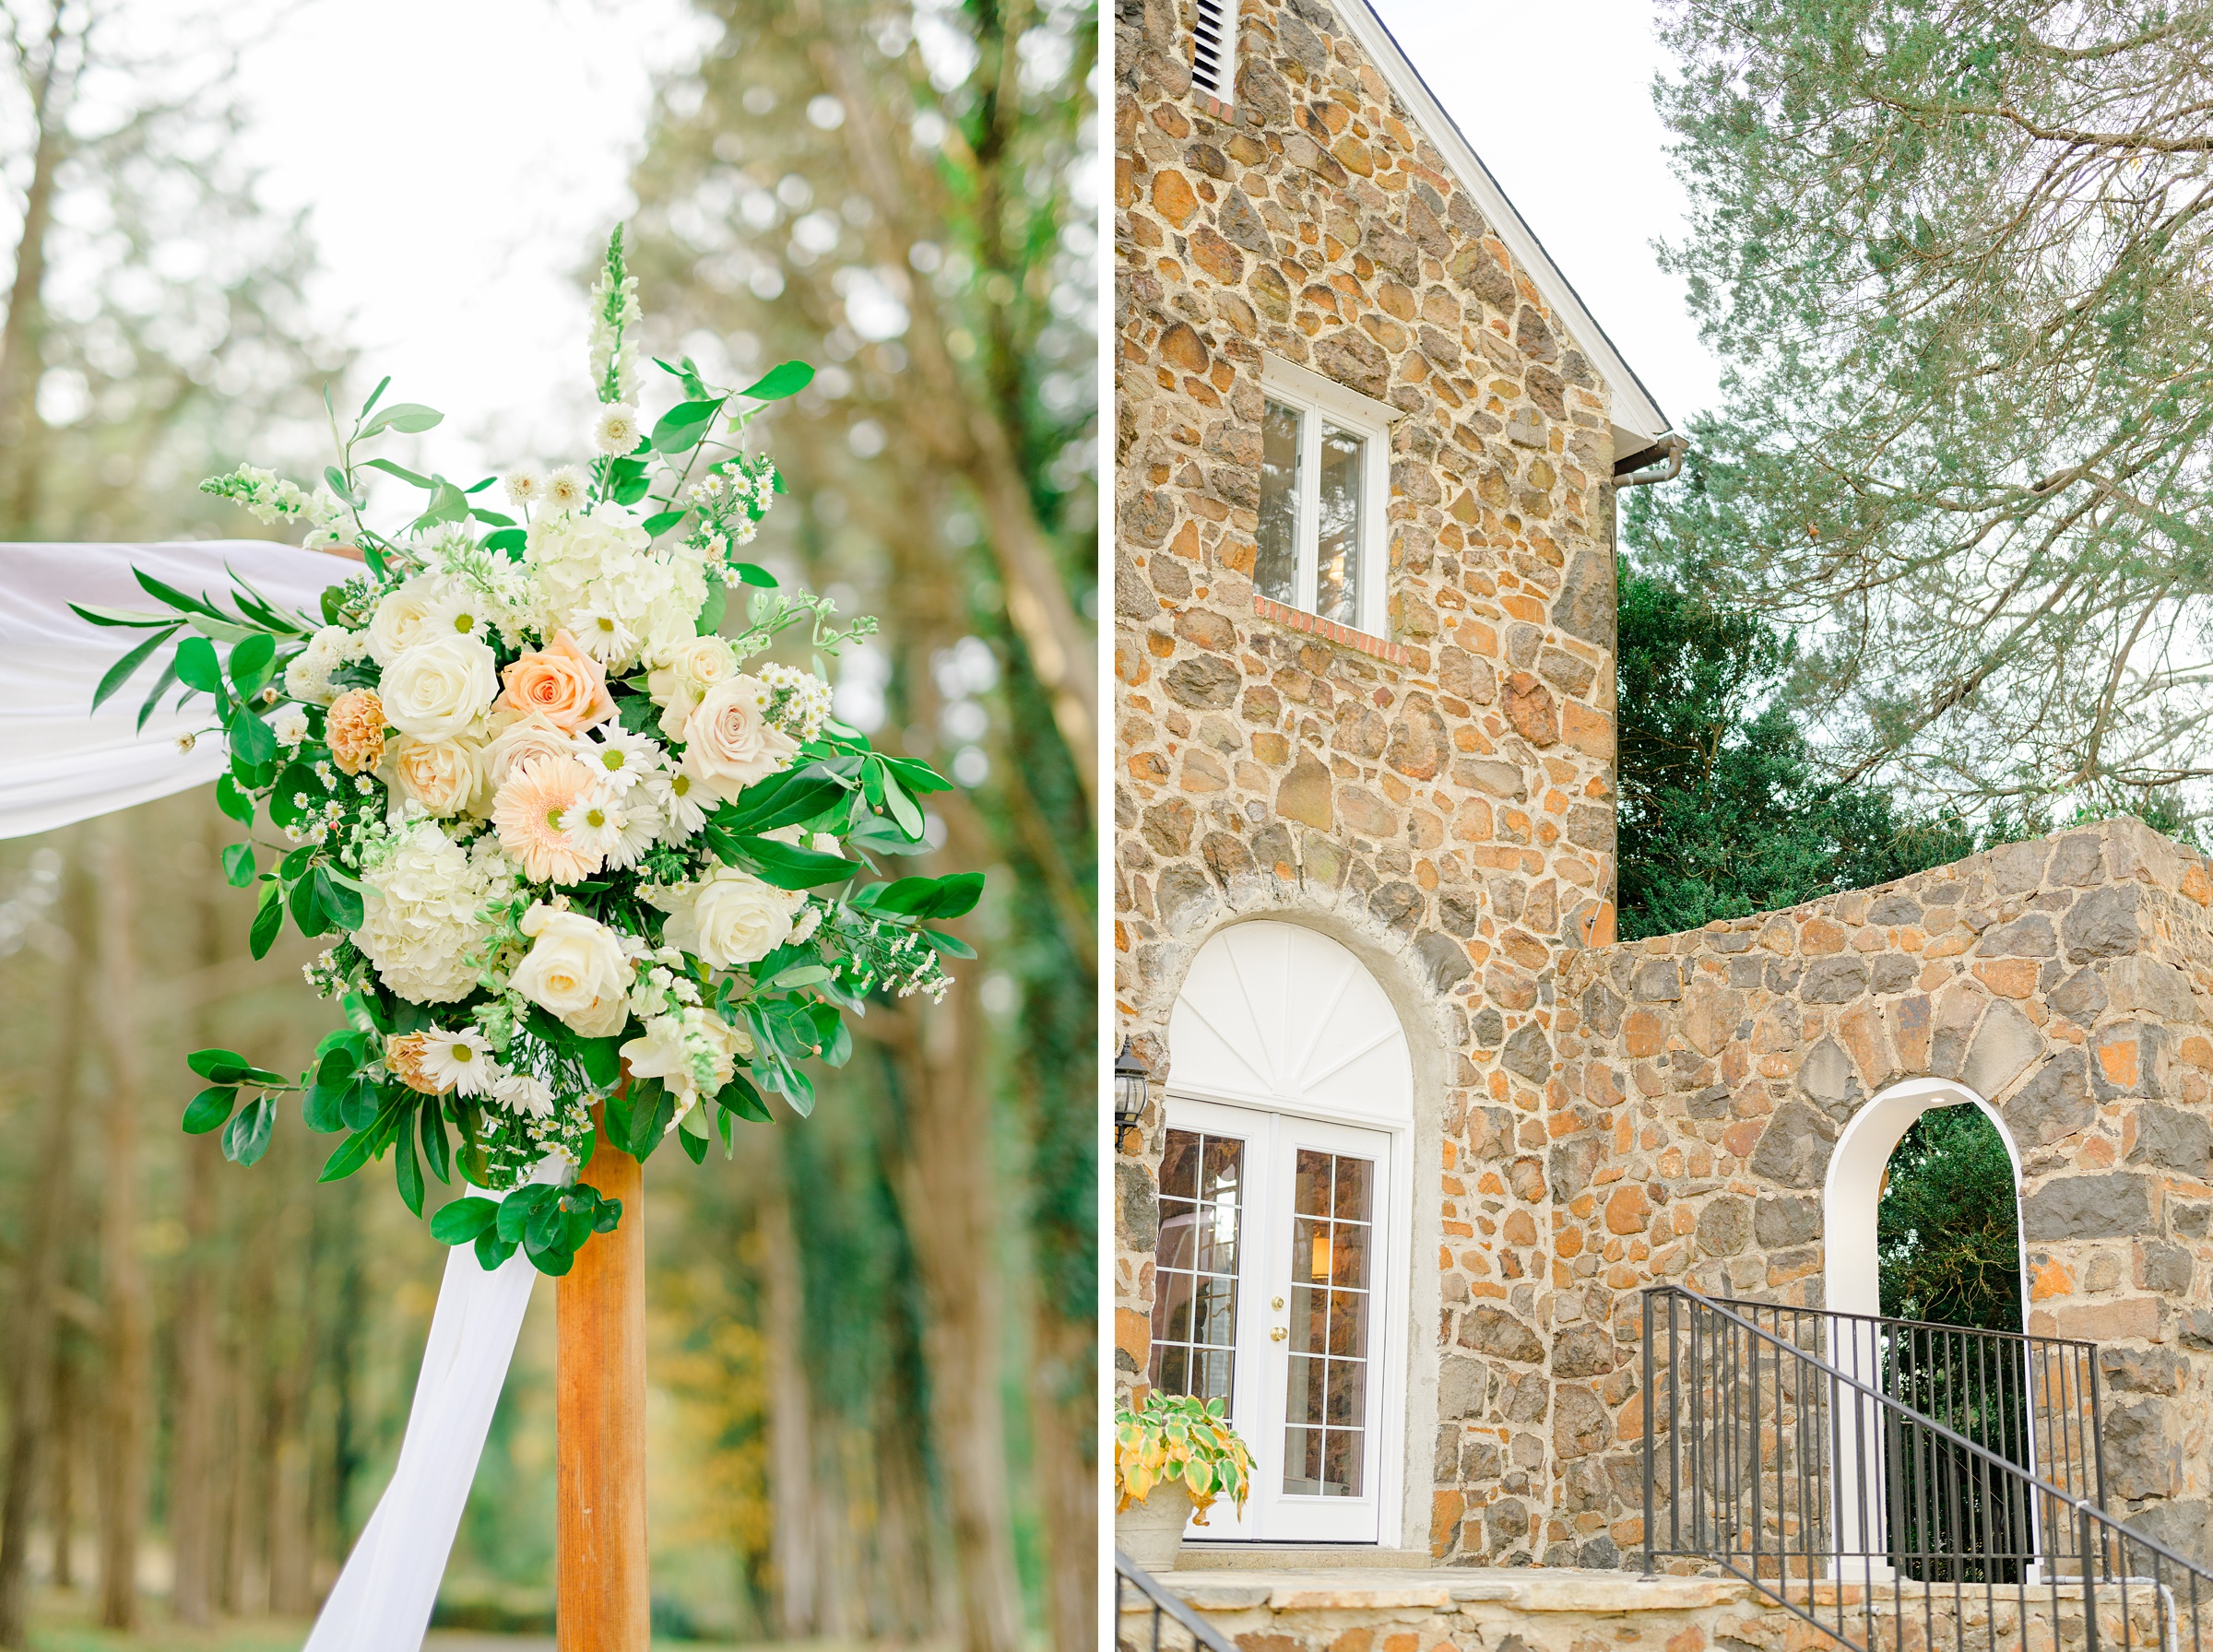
[{"left": 1154, "top": 922, "right": 1414, "bottom": 1545}]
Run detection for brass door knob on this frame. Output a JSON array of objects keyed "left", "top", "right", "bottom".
[{"left": 1270, "top": 1326, "right": 1287, "bottom": 1341}]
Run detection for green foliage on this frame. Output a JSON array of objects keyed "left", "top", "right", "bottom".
[
  {"left": 1615, "top": 561, "right": 1975, "bottom": 938},
  {"left": 1639, "top": 0, "right": 2213, "bottom": 821},
  {"left": 1878, "top": 1103, "right": 2022, "bottom": 1333}
]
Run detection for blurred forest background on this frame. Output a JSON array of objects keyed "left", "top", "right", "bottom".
[{"left": 0, "top": 0, "right": 1096, "bottom": 1647}]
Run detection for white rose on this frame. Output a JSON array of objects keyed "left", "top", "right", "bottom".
[
  {"left": 481, "top": 709, "right": 578, "bottom": 794},
  {"left": 680, "top": 675, "right": 799, "bottom": 802},
  {"left": 645, "top": 634, "right": 737, "bottom": 739},
  {"left": 380, "top": 633, "right": 499, "bottom": 741},
  {"left": 621, "top": 1010, "right": 746, "bottom": 1120},
  {"left": 390, "top": 734, "right": 483, "bottom": 817},
  {"left": 659, "top": 865, "right": 805, "bottom": 970},
  {"left": 513, "top": 903, "right": 633, "bottom": 1038},
  {"left": 367, "top": 580, "right": 444, "bottom": 665}
]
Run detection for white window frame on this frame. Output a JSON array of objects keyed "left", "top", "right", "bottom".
[
  {"left": 1190, "top": 0, "right": 1237, "bottom": 107},
  {"left": 1257, "top": 354, "right": 1396, "bottom": 638}
]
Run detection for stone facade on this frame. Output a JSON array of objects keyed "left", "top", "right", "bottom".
[
  {"left": 1115, "top": 0, "right": 1631, "bottom": 1561},
  {"left": 1541, "top": 819, "right": 2213, "bottom": 1569}
]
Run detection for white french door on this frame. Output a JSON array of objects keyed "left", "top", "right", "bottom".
[{"left": 1150, "top": 1095, "right": 1393, "bottom": 1544}]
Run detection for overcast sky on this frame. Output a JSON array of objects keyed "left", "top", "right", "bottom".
[
  {"left": 236, "top": 0, "right": 708, "bottom": 478},
  {"left": 1367, "top": 0, "right": 1722, "bottom": 431}
]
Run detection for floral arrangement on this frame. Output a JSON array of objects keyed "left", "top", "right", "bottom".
[
  {"left": 75, "top": 230, "right": 978, "bottom": 1276},
  {"left": 1113, "top": 1392, "right": 1253, "bottom": 1524}
]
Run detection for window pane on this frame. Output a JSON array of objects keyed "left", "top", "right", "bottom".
[
  {"left": 1256, "top": 399, "right": 1302, "bottom": 606},
  {"left": 1293, "top": 1149, "right": 1331, "bottom": 1218},
  {"left": 1279, "top": 1146, "right": 1377, "bottom": 1504},
  {"left": 1315, "top": 421, "right": 1364, "bottom": 628},
  {"left": 1148, "top": 1128, "right": 1243, "bottom": 1411}
]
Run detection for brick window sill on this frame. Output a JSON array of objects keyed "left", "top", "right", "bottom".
[{"left": 1252, "top": 594, "right": 1411, "bottom": 667}]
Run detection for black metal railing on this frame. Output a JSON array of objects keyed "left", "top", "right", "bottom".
[
  {"left": 1642, "top": 1284, "right": 2213, "bottom": 1652},
  {"left": 1115, "top": 1547, "right": 1238, "bottom": 1652}
]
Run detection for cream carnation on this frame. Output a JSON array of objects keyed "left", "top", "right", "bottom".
[
  {"left": 514, "top": 903, "right": 633, "bottom": 1037},
  {"left": 381, "top": 633, "right": 499, "bottom": 741},
  {"left": 658, "top": 864, "right": 806, "bottom": 970},
  {"left": 354, "top": 820, "right": 495, "bottom": 1003},
  {"left": 680, "top": 675, "right": 799, "bottom": 802},
  {"left": 326, "top": 688, "right": 389, "bottom": 775}
]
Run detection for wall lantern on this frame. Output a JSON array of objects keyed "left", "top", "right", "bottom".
[{"left": 1113, "top": 1040, "right": 1149, "bottom": 1150}]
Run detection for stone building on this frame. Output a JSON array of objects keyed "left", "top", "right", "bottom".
[{"left": 1113, "top": 0, "right": 2213, "bottom": 1587}]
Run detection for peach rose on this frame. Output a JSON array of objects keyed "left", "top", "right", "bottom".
[
  {"left": 495, "top": 629, "right": 616, "bottom": 734},
  {"left": 390, "top": 735, "right": 482, "bottom": 817},
  {"left": 326, "top": 688, "right": 388, "bottom": 775}
]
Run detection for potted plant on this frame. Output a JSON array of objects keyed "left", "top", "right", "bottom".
[{"left": 1113, "top": 1391, "right": 1255, "bottom": 1571}]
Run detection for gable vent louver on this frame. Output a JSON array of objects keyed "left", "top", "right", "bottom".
[{"left": 1191, "top": 0, "right": 1236, "bottom": 105}]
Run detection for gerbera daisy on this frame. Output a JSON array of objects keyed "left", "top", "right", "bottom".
[
  {"left": 417, "top": 1026, "right": 501, "bottom": 1096},
  {"left": 492, "top": 755, "right": 601, "bottom": 884}
]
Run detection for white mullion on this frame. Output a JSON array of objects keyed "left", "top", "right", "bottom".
[{"left": 1296, "top": 407, "right": 1320, "bottom": 614}]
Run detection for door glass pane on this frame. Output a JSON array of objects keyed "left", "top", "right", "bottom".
[
  {"left": 1280, "top": 1148, "right": 1374, "bottom": 1498},
  {"left": 1315, "top": 422, "right": 1364, "bottom": 628},
  {"left": 1256, "top": 399, "right": 1302, "bottom": 607},
  {"left": 1151, "top": 1128, "right": 1244, "bottom": 1410}
]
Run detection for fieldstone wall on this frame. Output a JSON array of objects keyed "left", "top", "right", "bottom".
[
  {"left": 1510, "top": 819, "right": 2213, "bottom": 1569},
  {"left": 1113, "top": 0, "right": 1627, "bottom": 1562}
]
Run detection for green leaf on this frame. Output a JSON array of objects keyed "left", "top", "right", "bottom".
[
  {"left": 133, "top": 568, "right": 230, "bottom": 621},
  {"left": 249, "top": 878, "right": 284, "bottom": 959},
  {"left": 485, "top": 526, "right": 526, "bottom": 556},
  {"left": 861, "top": 871, "right": 983, "bottom": 920},
  {"left": 431, "top": 1196, "right": 500, "bottom": 1245},
  {"left": 740, "top": 360, "right": 815, "bottom": 400},
  {"left": 575, "top": 1033, "right": 625, "bottom": 1090},
  {"left": 135, "top": 652, "right": 182, "bottom": 732},
  {"left": 230, "top": 707, "right": 277, "bottom": 773},
  {"left": 395, "top": 1122, "right": 424, "bottom": 1216},
  {"left": 677, "top": 1123, "right": 708, "bottom": 1164},
  {"left": 771, "top": 963, "right": 833, "bottom": 989},
  {"left": 70, "top": 602, "right": 180, "bottom": 629},
  {"left": 182, "top": 1085, "right": 237, "bottom": 1135},
  {"left": 221, "top": 842, "right": 255, "bottom": 887},
  {"left": 174, "top": 634, "right": 224, "bottom": 694},
  {"left": 365, "top": 457, "right": 434, "bottom": 489},
  {"left": 91, "top": 626, "right": 179, "bottom": 712},
  {"left": 340, "top": 1080, "right": 383, "bottom": 1133},
  {"left": 359, "top": 374, "right": 391, "bottom": 417},
  {"left": 420, "top": 1101, "right": 452, "bottom": 1185},
  {"left": 717, "top": 1073, "right": 773, "bottom": 1124},
  {"left": 706, "top": 831, "right": 854, "bottom": 889},
  {"left": 650, "top": 397, "right": 726, "bottom": 453},
  {"left": 611, "top": 471, "right": 651, "bottom": 506},
  {"left": 361, "top": 401, "right": 444, "bottom": 437},
  {"left": 732, "top": 562, "right": 778, "bottom": 588},
  {"left": 227, "top": 632, "right": 277, "bottom": 695},
  {"left": 921, "top": 927, "right": 976, "bottom": 960},
  {"left": 696, "top": 582, "right": 727, "bottom": 636},
  {"left": 224, "top": 1096, "right": 276, "bottom": 1166},
  {"left": 314, "top": 864, "right": 364, "bottom": 932},
  {"left": 642, "top": 510, "right": 686, "bottom": 536},
  {"left": 215, "top": 773, "right": 255, "bottom": 826},
  {"left": 475, "top": 1228, "right": 517, "bottom": 1270},
  {"left": 716, "top": 770, "right": 847, "bottom": 836},
  {"left": 289, "top": 868, "right": 325, "bottom": 938},
  {"left": 187, "top": 1047, "right": 251, "bottom": 1081},
  {"left": 303, "top": 1075, "right": 351, "bottom": 1134},
  {"left": 880, "top": 770, "right": 926, "bottom": 839}
]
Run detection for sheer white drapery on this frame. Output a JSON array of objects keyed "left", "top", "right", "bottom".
[
  {"left": 0, "top": 541, "right": 343, "bottom": 838},
  {"left": 0, "top": 541, "right": 543, "bottom": 1647}
]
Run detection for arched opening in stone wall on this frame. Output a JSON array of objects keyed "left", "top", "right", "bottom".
[{"left": 1823, "top": 1079, "right": 2035, "bottom": 1579}]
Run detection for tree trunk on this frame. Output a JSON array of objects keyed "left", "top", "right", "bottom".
[
  {"left": 886, "top": 985, "right": 1024, "bottom": 1652},
  {"left": 761, "top": 1174, "right": 819, "bottom": 1638},
  {"left": 93, "top": 816, "right": 149, "bottom": 1631},
  {"left": 49, "top": 1340, "right": 74, "bottom": 1592},
  {"left": 169, "top": 854, "right": 228, "bottom": 1628},
  {"left": 266, "top": 1152, "right": 318, "bottom": 1616},
  {"left": 0, "top": 842, "right": 91, "bottom": 1647},
  {"left": 0, "top": 7, "right": 73, "bottom": 534}
]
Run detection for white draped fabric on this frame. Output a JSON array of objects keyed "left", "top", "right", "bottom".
[
  {"left": 0, "top": 540, "right": 543, "bottom": 1648},
  {"left": 0, "top": 540, "right": 345, "bottom": 838}
]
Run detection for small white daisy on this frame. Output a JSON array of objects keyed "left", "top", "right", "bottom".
[
  {"left": 570, "top": 604, "right": 639, "bottom": 665},
  {"left": 544, "top": 466, "right": 589, "bottom": 513},
  {"left": 559, "top": 790, "right": 629, "bottom": 860},
  {"left": 650, "top": 765, "right": 707, "bottom": 840},
  {"left": 605, "top": 790, "right": 664, "bottom": 870},
  {"left": 503, "top": 464, "right": 545, "bottom": 509},
  {"left": 418, "top": 1027, "right": 501, "bottom": 1097},
  {"left": 591, "top": 402, "right": 642, "bottom": 456},
  {"left": 570, "top": 723, "right": 661, "bottom": 794},
  {"left": 491, "top": 1070, "right": 555, "bottom": 1119}
]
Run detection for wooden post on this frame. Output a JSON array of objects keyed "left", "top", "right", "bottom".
[{"left": 556, "top": 1112, "right": 648, "bottom": 1650}]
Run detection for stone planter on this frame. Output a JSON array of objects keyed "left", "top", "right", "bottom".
[{"left": 1116, "top": 1481, "right": 1194, "bottom": 1572}]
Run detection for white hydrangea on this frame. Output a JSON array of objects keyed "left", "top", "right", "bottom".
[
  {"left": 523, "top": 502, "right": 701, "bottom": 670},
  {"left": 282, "top": 624, "right": 369, "bottom": 705},
  {"left": 354, "top": 820, "right": 502, "bottom": 1004}
]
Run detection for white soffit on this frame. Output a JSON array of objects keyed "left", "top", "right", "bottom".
[{"left": 1329, "top": 0, "right": 1676, "bottom": 454}]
